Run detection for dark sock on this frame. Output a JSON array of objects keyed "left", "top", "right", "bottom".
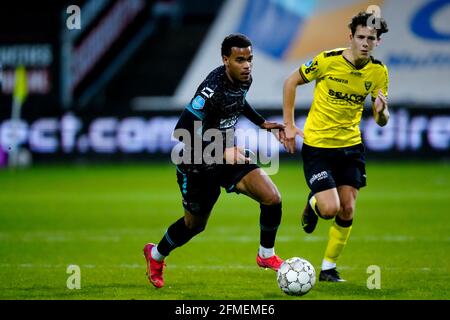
[
  {"left": 157, "top": 217, "right": 205, "bottom": 257},
  {"left": 335, "top": 215, "right": 353, "bottom": 228},
  {"left": 259, "top": 202, "right": 282, "bottom": 248}
]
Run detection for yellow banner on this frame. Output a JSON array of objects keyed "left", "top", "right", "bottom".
[{"left": 13, "top": 65, "right": 28, "bottom": 105}]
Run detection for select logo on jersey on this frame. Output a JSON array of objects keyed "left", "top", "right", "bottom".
[
  {"left": 328, "top": 89, "right": 365, "bottom": 104},
  {"left": 201, "top": 87, "right": 214, "bottom": 99},
  {"left": 364, "top": 81, "right": 372, "bottom": 91},
  {"left": 192, "top": 95, "right": 206, "bottom": 110},
  {"left": 309, "top": 171, "right": 328, "bottom": 185}
]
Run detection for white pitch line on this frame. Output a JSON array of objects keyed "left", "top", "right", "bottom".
[
  {"left": 0, "top": 263, "right": 257, "bottom": 270},
  {"left": 0, "top": 263, "right": 442, "bottom": 272}
]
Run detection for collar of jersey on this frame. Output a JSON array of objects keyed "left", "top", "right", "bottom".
[{"left": 341, "top": 55, "right": 370, "bottom": 70}]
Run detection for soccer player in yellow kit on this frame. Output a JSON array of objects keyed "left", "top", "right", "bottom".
[{"left": 282, "top": 12, "right": 389, "bottom": 282}]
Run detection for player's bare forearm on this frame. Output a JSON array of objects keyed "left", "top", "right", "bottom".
[
  {"left": 282, "top": 71, "right": 306, "bottom": 153},
  {"left": 283, "top": 70, "right": 307, "bottom": 125},
  {"left": 282, "top": 76, "right": 298, "bottom": 126}
]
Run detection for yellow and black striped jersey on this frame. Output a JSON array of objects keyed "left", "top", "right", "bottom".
[{"left": 299, "top": 48, "right": 389, "bottom": 148}]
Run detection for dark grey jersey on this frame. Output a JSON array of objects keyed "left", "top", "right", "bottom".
[
  {"left": 183, "top": 65, "right": 252, "bottom": 129},
  {"left": 174, "top": 65, "right": 265, "bottom": 172}
]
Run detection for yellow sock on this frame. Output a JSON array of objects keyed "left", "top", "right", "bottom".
[
  {"left": 309, "top": 196, "right": 318, "bottom": 215},
  {"left": 323, "top": 222, "right": 352, "bottom": 266}
]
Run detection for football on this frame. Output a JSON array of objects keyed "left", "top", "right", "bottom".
[{"left": 277, "top": 257, "right": 316, "bottom": 296}]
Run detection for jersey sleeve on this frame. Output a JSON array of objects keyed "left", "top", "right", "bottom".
[
  {"left": 242, "top": 100, "right": 265, "bottom": 126},
  {"left": 185, "top": 84, "right": 217, "bottom": 121},
  {"left": 299, "top": 52, "right": 324, "bottom": 83},
  {"left": 371, "top": 64, "right": 389, "bottom": 101}
]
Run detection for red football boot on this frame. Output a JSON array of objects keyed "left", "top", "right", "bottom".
[
  {"left": 143, "top": 243, "right": 165, "bottom": 288},
  {"left": 256, "top": 254, "right": 284, "bottom": 271}
]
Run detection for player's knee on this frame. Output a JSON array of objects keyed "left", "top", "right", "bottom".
[
  {"left": 318, "top": 202, "right": 339, "bottom": 219},
  {"left": 186, "top": 221, "right": 206, "bottom": 234},
  {"left": 184, "top": 215, "right": 208, "bottom": 233},
  {"left": 261, "top": 191, "right": 281, "bottom": 206},
  {"left": 339, "top": 203, "right": 355, "bottom": 219}
]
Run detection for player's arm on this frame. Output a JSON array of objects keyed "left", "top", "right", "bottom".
[
  {"left": 371, "top": 65, "right": 390, "bottom": 127},
  {"left": 372, "top": 89, "right": 389, "bottom": 127},
  {"left": 242, "top": 100, "right": 265, "bottom": 127},
  {"left": 172, "top": 107, "right": 204, "bottom": 161},
  {"left": 282, "top": 69, "right": 307, "bottom": 153},
  {"left": 173, "top": 96, "right": 207, "bottom": 140},
  {"left": 242, "top": 101, "right": 285, "bottom": 142},
  {"left": 172, "top": 90, "right": 212, "bottom": 167}
]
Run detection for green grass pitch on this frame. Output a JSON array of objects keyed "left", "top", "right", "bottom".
[{"left": 0, "top": 161, "right": 449, "bottom": 300}]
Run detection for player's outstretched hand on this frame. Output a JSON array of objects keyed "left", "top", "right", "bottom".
[
  {"left": 260, "top": 121, "right": 286, "bottom": 144},
  {"left": 283, "top": 125, "right": 304, "bottom": 154}
]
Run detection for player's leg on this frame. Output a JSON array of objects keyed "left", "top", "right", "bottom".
[
  {"left": 233, "top": 167, "right": 284, "bottom": 271},
  {"left": 144, "top": 167, "right": 220, "bottom": 288},
  {"left": 152, "top": 208, "right": 213, "bottom": 261},
  {"left": 311, "top": 188, "right": 341, "bottom": 218},
  {"left": 302, "top": 188, "right": 340, "bottom": 233},
  {"left": 320, "top": 143, "right": 366, "bottom": 282},
  {"left": 301, "top": 144, "right": 340, "bottom": 233},
  {"left": 320, "top": 185, "right": 358, "bottom": 282}
]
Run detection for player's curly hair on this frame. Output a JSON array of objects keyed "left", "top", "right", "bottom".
[
  {"left": 349, "top": 11, "right": 389, "bottom": 38},
  {"left": 221, "top": 33, "right": 252, "bottom": 57}
]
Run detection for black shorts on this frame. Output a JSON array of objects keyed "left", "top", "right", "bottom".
[
  {"left": 301, "top": 143, "right": 367, "bottom": 194},
  {"left": 176, "top": 164, "right": 259, "bottom": 216}
]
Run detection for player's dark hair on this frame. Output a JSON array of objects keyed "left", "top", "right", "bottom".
[
  {"left": 348, "top": 11, "right": 388, "bottom": 38},
  {"left": 221, "top": 33, "right": 252, "bottom": 57}
]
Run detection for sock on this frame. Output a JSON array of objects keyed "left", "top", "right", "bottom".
[
  {"left": 258, "top": 245, "right": 275, "bottom": 258},
  {"left": 322, "top": 216, "right": 353, "bottom": 269},
  {"left": 156, "top": 217, "right": 205, "bottom": 257},
  {"left": 308, "top": 192, "right": 327, "bottom": 219},
  {"left": 321, "top": 259, "right": 336, "bottom": 271},
  {"left": 259, "top": 202, "right": 282, "bottom": 249},
  {"left": 151, "top": 245, "right": 165, "bottom": 262},
  {"left": 308, "top": 192, "right": 317, "bottom": 214}
]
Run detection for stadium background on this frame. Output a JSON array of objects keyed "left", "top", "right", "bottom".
[{"left": 0, "top": 0, "right": 449, "bottom": 301}]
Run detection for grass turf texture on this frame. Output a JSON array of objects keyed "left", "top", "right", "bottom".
[{"left": 0, "top": 161, "right": 449, "bottom": 300}]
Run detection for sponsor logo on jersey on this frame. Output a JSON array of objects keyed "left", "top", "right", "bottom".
[
  {"left": 192, "top": 95, "right": 205, "bottom": 110},
  {"left": 328, "top": 89, "right": 365, "bottom": 104},
  {"left": 223, "top": 102, "right": 238, "bottom": 110},
  {"left": 329, "top": 76, "right": 348, "bottom": 84},
  {"left": 219, "top": 115, "right": 239, "bottom": 129}
]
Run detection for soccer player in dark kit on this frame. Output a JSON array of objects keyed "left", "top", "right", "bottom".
[{"left": 144, "top": 34, "right": 286, "bottom": 288}]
